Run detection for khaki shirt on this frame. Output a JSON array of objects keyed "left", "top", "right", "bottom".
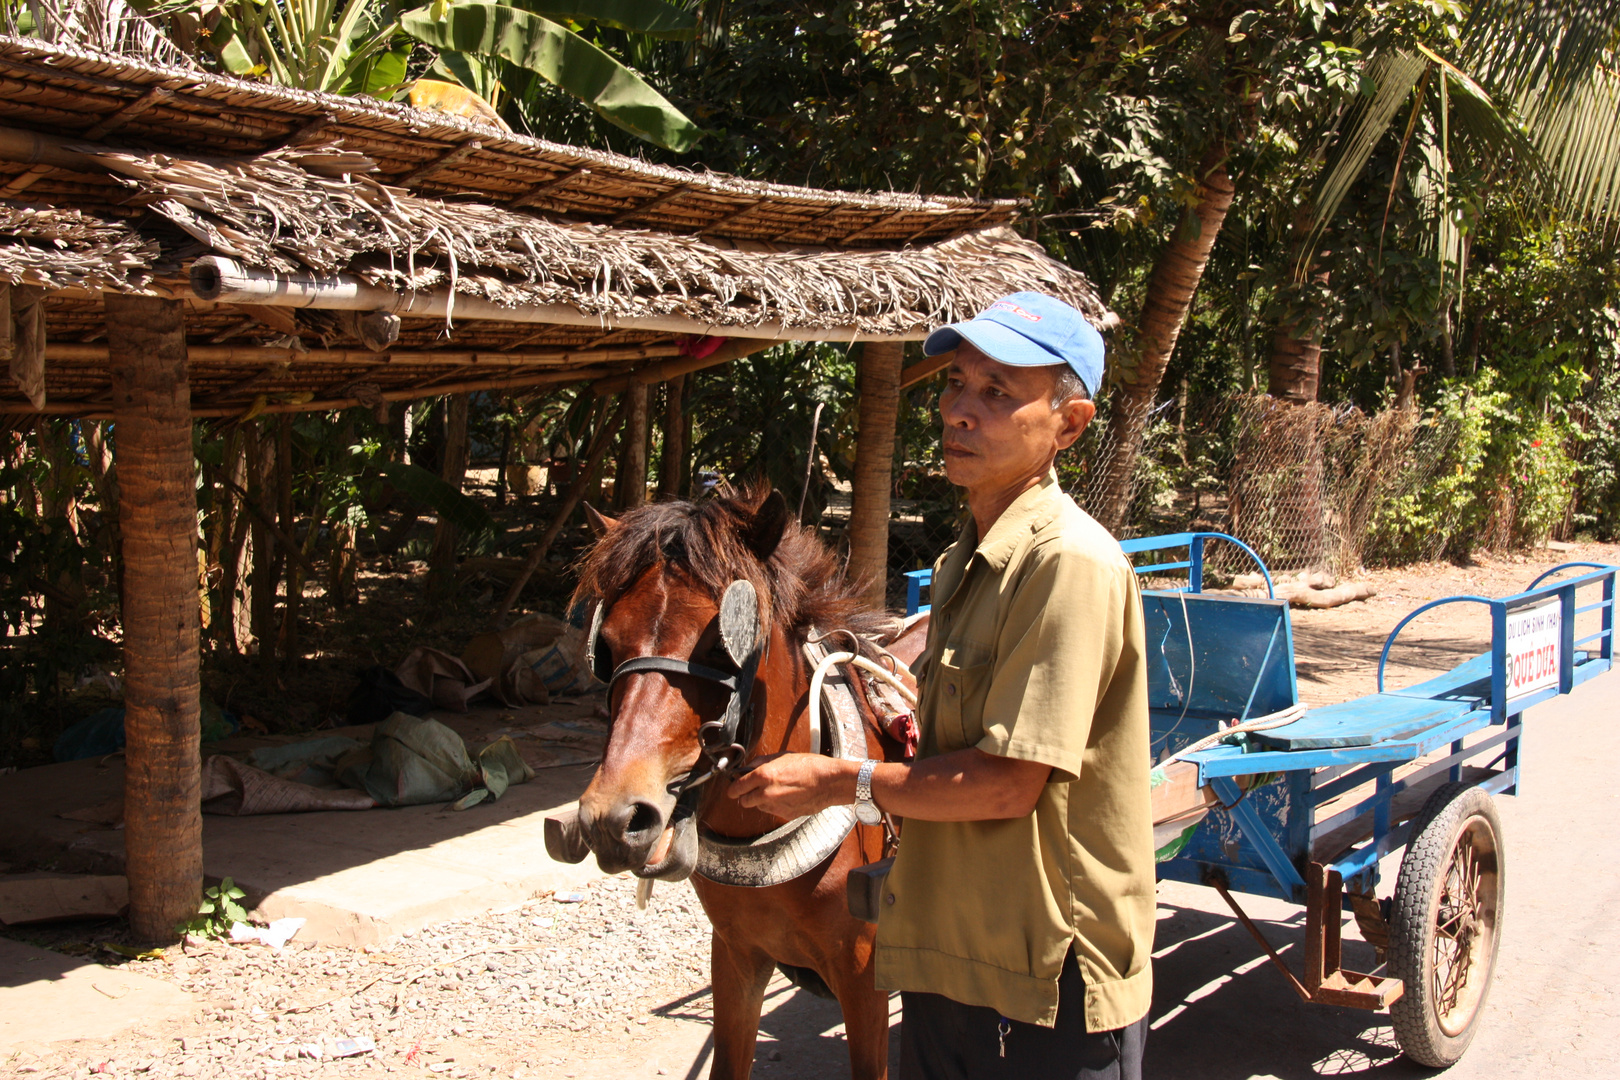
[{"left": 874, "top": 472, "right": 1155, "bottom": 1031}]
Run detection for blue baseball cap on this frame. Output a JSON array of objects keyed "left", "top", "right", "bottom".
[{"left": 923, "top": 292, "right": 1104, "bottom": 398}]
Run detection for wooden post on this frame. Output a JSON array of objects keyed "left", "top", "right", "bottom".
[
  {"left": 246, "top": 422, "right": 277, "bottom": 676},
  {"left": 616, "top": 382, "right": 649, "bottom": 510},
  {"left": 106, "top": 293, "right": 202, "bottom": 943},
  {"left": 657, "top": 374, "right": 686, "bottom": 500},
  {"left": 429, "top": 393, "right": 470, "bottom": 598},
  {"left": 849, "top": 341, "right": 903, "bottom": 610}
]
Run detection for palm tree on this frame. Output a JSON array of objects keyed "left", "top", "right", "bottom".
[
  {"left": 1272, "top": 1, "right": 1620, "bottom": 403},
  {"left": 1093, "top": 1, "right": 1620, "bottom": 529}
]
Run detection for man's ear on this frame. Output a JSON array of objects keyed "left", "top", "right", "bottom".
[
  {"left": 583, "top": 504, "right": 619, "bottom": 537},
  {"left": 1055, "top": 397, "right": 1096, "bottom": 451}
]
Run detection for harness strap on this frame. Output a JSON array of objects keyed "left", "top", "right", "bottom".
[{"left": 606, "top": 655, "right": 739, "bottom": 694}]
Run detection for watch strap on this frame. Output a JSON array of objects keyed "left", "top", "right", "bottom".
[{"left": 855, "top": 758, "right": 877, "bottom": 803}]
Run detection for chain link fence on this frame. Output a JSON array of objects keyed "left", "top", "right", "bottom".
[{"left": 868, "top": 387, "right": 1473, "bottom": 605}]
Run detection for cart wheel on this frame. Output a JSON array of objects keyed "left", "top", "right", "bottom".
[{"left": 1388, "top": 782, "right": 1505, "bottom": 1068}]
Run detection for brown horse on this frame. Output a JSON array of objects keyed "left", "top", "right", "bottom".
[{"left": 570, "top": 486, "right": 916, "bottom": 1080}]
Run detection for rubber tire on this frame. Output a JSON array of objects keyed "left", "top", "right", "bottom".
[{"left": 1388, "top": 782, "right": 1506, "bottom": 1068}]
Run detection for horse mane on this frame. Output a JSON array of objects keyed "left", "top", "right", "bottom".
[{"left": 574, "top": 484, "right": 893, "bottom": 642}]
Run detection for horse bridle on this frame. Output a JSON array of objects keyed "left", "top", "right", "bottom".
[{"left": 586, "top": 578, "right": 767, "bottom": 792}]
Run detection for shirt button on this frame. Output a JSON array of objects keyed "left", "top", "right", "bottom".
[
  {"left": 946, "top": 683, "right": 957, "bottom": 697},
  {"left": 885, "top": 893, "right": 896, "bottom": 906}
]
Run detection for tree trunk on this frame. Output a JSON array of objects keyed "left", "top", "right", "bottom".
[
  {"left": 657, "top": 374, "right": 686, "bottom": 500},
  {"left": 1092, "top": 147, "right": 1236, "bottom": 533},
  {"left": 616, "top": 382, "right": 650, "bottom": 510},
  {"left": 849, "top": 341, "right": 903, "bottom": 610},
  {"left": 1268, "top": 324, "right": 1324, "bottom": 404},
  {"left": 429, "top": 394, "right": 470, "bottom": 599},
  {"left": 106, "top": 294, "right": 202, "bottom": 944}
]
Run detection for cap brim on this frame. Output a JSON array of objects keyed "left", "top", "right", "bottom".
[{"left": 923, "top": 319, "right": 1063, "bottom": 367}]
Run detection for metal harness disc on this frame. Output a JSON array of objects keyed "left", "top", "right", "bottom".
[{"left": 695, "top": 635, "right": 865, "bottom": 887}]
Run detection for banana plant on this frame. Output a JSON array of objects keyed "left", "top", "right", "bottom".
[
  {"left": 168, "top": 0, "right": 704, "bottom": 150},
  {"left": 400, "top": 1, "right": 702, "bottom": 150}
]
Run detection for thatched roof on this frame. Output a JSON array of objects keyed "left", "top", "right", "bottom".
[
  {"left": 0, "top": 34, "right": 1115, "bottom": 419},
  {"left": 0, "top": 35, "right": 1017, "bottom": 245}
]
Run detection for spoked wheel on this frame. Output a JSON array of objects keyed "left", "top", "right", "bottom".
[{"left": 1388, "top": 782, "right": 1505, "bottom": 1068}]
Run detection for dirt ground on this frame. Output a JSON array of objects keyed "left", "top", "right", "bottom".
[{"left": 2, "top": 539, "right": 1617, "bottom": 1079}]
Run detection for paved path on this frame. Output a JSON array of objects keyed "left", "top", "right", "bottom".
[{"left": 0, "top": 937, "right": 194, "bottom": 1057}]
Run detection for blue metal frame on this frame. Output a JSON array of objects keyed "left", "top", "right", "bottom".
[
  {"left": 1177, "top": 559, "right": 1616, "bottom": 903},
  {"left": 902, "top": 530, "right": 1277, "bottom": 616},
  {"left": 905, "top": 529, "right": 1617, "bottom": 909}
]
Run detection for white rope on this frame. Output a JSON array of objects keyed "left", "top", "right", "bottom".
[
  {"left": 1155, "top": 703, "right": 1309, "bottom": 770},
  {"left": 809, "top": 650, "right": 920, "bottom": 753}
]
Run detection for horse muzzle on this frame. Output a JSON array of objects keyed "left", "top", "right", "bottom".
[{"left": 573, "top": 791, "right": 698, "bottom": 881}]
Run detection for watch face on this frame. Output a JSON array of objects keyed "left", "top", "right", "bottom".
[{"left": 855, "top": 801, "right": 882, "bottom": 827}]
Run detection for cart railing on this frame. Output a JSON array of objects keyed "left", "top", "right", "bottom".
[
  {"left": 903, "top": 530, "right": 1276, "bottom": 615},
  {"left": 1376, "top": 561, "right": 1616, "bottom": 720}
]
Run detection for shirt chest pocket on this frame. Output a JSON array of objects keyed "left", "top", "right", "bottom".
[{"left": 933, "top": 642, "right": 992, "bottom": 752}]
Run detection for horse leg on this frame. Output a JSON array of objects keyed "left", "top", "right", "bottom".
[
  {"left": 708, "top": 931, "right": 773, "bottom": 1080},
  {"left": 827, "top": 963, "right": 891, "bottom": 1080}
]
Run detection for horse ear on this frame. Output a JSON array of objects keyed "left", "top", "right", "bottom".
[
  {"left": 584, "top": 503, "right": 618, "bottom": 538},
  {"left": 743, "top": 490, "right": 790, "bottom": 561}
]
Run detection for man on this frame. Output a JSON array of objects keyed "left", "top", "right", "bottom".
[{"left": 729, "top": 292, "right": 1155, "bottom": 1079}]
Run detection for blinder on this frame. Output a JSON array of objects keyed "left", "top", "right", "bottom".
[{"left": 586, "top": 579, "right": 767, "bottom": 786}]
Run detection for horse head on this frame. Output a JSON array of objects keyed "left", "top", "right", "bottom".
[{"left": 573, "top": 488, "right": 797, "bottom": 880}]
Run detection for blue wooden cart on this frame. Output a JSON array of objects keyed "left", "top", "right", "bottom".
[{"left": 903, "top": 533, "right": 1617, "bottom": 1067}]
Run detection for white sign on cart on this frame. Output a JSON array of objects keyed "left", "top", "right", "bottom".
[{"left": 1504, "top": 599, "right": 1562, "bottom": 704}]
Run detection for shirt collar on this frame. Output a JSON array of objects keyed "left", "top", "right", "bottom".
[{"left": 960, "top": 469, "right": 1064, "bottom": 571}]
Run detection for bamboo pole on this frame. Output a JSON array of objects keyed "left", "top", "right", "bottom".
[
  {"left": 105, "top": 293, "right": 203, "bottom": 943},
  {"left": 591, "top": 337, "right": 776, "bottom": 395},
  {"left": 2, "top": 362, "right": 628, "bottom": 420},
  {"left": 616, "top": 384, "right": 649, "bottom": 510},
  {"left": 43, "top": 343, "right": 684, "bottom": 367},
  {"left": 192, "top": 258, "right": 929, "bottom": 343},
  {"left": 848, "top": 341, "right": 904, "bottom": 610},
  {"left": 429, "top": 394, "right": 471, "bottom": 598}
]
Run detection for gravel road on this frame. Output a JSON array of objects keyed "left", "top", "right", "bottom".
[{"left": 3, "top": 875, "right": 714, "bottom": 1078}]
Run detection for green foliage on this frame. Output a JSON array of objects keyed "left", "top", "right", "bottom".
[
  {"left": 145, "top": 0, "right": 703, "bottom": 148},
  {"left": 1370, "top": 373, "right": 1509, "bottom": 560},
  {"left": 687, "top": 343, "right": 855, "bottom": 521},
  {"left": 179, "top": 877, "right": 249, "bottom": 939},
  {"left": 401, "top": 2, "right": 703, "bottom": 149},
  {"left": 1368, "top": 369, "right": 1582, "bottom": 558},
  {"left": 1574, "top": 355, "right": 1620, "bottom": 540},
  {"left": 0, "top": 427, "right": 118, "bottom": 706},
  {"left": 376, "top": 461, "right": 497, "bottom": 536}
]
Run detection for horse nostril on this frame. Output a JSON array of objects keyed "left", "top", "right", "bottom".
[{"left": 624, "top": 801, "right": 662, "bottom": 839}]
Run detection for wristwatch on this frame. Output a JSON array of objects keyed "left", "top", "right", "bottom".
[{"left": 854, "top": 759, "right": 882, "bottom": 826}]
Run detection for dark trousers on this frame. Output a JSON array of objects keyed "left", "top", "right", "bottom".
[{"left": 898, "top": 950, "right": 1147, "bottom": 1080}]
